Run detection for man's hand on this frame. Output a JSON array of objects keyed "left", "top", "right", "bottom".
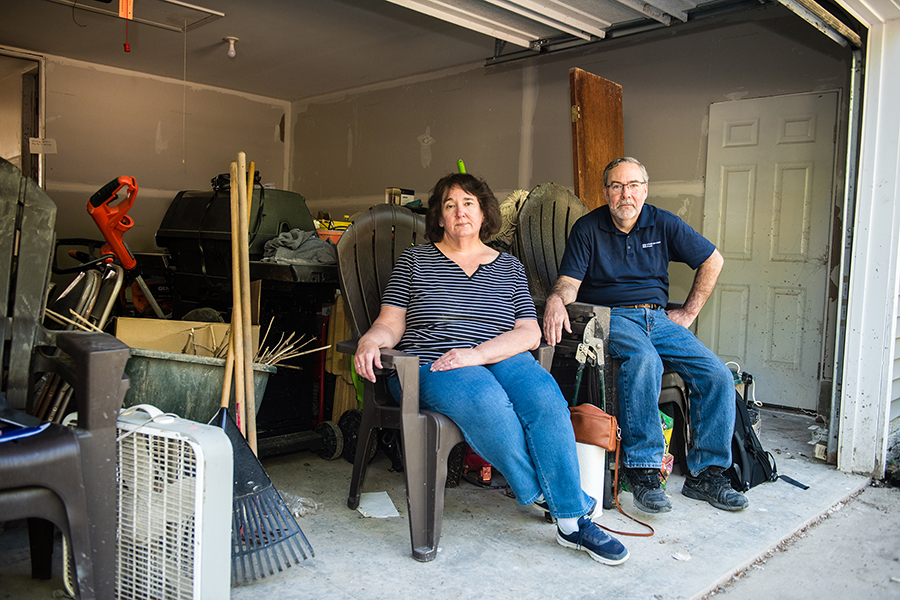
[
  {"left": 669, "top": 249, "right": 724, "bottom": 329},
  {"left": 542, "top": 295, "right": 571, "bottom": 346},
  {"left": 542, "top": 276, "right": 582, "bottom": 346},
  {"left": 665, "top": 307, "right": 696, "bottom": 328}
]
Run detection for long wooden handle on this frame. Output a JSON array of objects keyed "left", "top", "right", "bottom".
[
  {"left": 229, "top": 160, "right": 246, "bottom": 433},
  {"left": 237, "top": 152, "right": 257, "bottom": 453},
  {"left": 219, "top": 328, "right": 235, "bottom": 410},
  {"left": 247, "top": 160, "right": 255, "bottom": 220}
]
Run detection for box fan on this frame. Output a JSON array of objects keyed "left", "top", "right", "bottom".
[{"left": 64, "top": 404, "right": 233, "bottom": 599}]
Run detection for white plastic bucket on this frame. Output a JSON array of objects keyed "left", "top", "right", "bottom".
[{"left": 575, "top": 442, "right": 606, "bottom": 516}]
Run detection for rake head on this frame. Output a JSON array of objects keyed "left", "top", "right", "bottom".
[
  {"left": 210, "top": 406, "right": 315, "bottom": 585},
  {"left": 232, "top": 485, "right": 314, "bottom": 585}
]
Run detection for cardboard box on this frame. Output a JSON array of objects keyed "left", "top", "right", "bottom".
[
  {"left": 115, "top": 318, "right": 260, "bottom": 357},
  {"left": 117, "top": 280, "right": 263, "bottom": 357},
  {"left": 385, "top": 187, "right": 414, "bottom": 205}
]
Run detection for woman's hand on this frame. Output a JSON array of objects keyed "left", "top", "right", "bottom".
[
  {"left": 354, "top": 338, "right": 384, "bottom": 383},
  {"left": 430, "top": 319, "right": 541, "bottom": 372},
  {"left": 430, "top": 348, "right": 480, "bottom": 372},
  {"left": 353, "top": 306, "right": 406, "bottom": 382}
]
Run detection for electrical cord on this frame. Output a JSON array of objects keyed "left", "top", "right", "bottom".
[
  {"left": 114, "top": 405, "right": 182, "bottom": 442},
  {"left": 60, "top": 405, "right": 180, "bottom": 443},
  {"left": 725, "top": 360, "right": 761, "bottom": 407}
]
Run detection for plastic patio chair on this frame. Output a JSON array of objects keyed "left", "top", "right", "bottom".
[
  {"left": 0, "top": 158, "right": 131, "bottom": 600},
  {"left": 514, "top": 182, "right": 691, "bottom": 484},
  {"left": 336, "top": 203, "right": 553, "bottom": 561}
]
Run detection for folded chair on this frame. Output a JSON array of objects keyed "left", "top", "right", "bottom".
[
  {"left": 515, "top": 183, "right": 691, "bottom": 490},
  {"left": 0, "top": 158, "right": 131, "bottom": 600},
  {"left": 336, "top": 203, "right": 552, "bottom": 561}
]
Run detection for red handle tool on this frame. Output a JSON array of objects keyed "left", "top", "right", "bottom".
[{"left": 87, "top": 176, "right": 138, "bottom": 271}]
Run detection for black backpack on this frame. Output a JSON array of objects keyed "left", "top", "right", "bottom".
[{"left": 726, "top": 391, "right": 807, "bottom": 492}]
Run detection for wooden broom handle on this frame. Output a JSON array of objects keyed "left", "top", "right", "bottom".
[
  {"left": 238, "top": 152, "right": 257, "bottom": 453},
  {"left": 219, "top": 328, "right": 235, "bottom": 410},
  {"left": 229, "top": 160, "right": 247, "bottom": 433}
]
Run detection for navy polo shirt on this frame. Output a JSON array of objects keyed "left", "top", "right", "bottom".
[{"left": 558, "top": 204, "right": 715, "bottom": 307}]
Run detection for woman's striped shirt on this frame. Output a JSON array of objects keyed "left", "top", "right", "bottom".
[{"left": 381, "top": 243, "right": 537, "bottom": 363}]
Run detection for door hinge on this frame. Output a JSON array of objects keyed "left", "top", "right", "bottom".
[{"left": 571, "top": 105, "right": 580, "bottom": 123}]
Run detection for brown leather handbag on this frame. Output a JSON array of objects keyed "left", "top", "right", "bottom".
[
  {"left": 569, "top": 403, "right": 654, "bottom": 537},
  {"left": 569, "top": 403, "right": 618, "bottom": 451}
]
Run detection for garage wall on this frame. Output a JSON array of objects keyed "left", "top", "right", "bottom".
[
  {"left": 11, "top": 8, "right": 851, "bottom": 307},
  {"left": 40, "top": 56, "right": 289, "bottom": 258},
  {"left": 892, "top": 300, "right": 900, "bottom": 459},
  {"left": 290, "top": 6, "right": 850, "bottom": 301},
  {"left": 0, "top": 56, "right": 35, "bottom": 170}
]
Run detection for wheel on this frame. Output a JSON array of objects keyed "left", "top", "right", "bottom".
[
  {"left": 445, "top": 442, "right": 467, "bottom": 488},
  {"left": 314, "top": 420, "right": 344, "bottom": 460},
  {"left": 338, "top": 409, "right": 377, "bottom": 464}
]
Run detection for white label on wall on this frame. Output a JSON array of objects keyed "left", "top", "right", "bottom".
[{"left": 29, "top": 138, "right": 57, "bottom": 154}]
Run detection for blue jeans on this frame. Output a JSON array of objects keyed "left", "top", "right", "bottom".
[
  {"left": 387, "top": 352, "right": 594, "bottom": 519},
  {"left": 609, "top": 307, "right": 734, "bottom": 477}
]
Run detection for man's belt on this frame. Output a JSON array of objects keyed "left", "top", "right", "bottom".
[{"left": 616, "top": 303, "right": 663, "bottom": 310}]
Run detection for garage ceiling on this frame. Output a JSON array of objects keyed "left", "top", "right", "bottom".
[
  {"left": 390, "top": 0, "right": 861, "bottom": 54},
  {"left": 0, "top": 0, "right": 861, "bottom": 101},
  {"left": 387, "top": 0, "right": 698, "bottom": 47}
]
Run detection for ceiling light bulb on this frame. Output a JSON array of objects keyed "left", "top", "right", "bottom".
[{"left": 224, "top": 36, "right": 238, "bottom": 58}]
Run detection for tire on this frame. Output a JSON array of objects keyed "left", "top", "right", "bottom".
[
  {"left": 445, "top": 442, "right": 467, "bottom": 488},
  {"left": 338, "top": 409, "right": 377, "bottom": 464},
  {"left": 314, "top": 420, "right": 344, "bottom": 460}
]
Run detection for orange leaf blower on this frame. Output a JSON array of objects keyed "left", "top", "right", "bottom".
[
  {"left": 87, "top": 176, "right": 167, "bottom": 318},
  {"left": 87, "top": 176, "right": 138, "bottom": 270}
]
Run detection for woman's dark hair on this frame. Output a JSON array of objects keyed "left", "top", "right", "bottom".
[{"left": 425, "top": 173, "right": 501, "bottom": 242}]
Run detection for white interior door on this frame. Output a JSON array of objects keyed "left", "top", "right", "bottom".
[{"left": 698, "top": 92, "right": 838, "bottom": 411}]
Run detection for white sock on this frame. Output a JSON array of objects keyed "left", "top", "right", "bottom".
[{"left": 557, "top": 517, "right": 580, "bottom": 535}]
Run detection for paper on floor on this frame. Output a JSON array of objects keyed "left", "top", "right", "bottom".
[{"left": 357, "top": 491, "right": 400, "bottom": 518}]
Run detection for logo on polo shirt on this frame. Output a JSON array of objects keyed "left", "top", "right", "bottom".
[{"left": 642, "top": 241, "right": 661, "bottom": 249}]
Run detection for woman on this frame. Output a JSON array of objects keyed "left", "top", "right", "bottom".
[{"left": 353, "top": 172, "right": 628, "bottom": 566}]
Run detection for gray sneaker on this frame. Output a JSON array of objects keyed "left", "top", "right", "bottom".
[
  {"left": 624, "top": 467, "right": 672, "bottom": 513},
  {"left": 682, "top": 466, "right": 749, "bottom": 511}
]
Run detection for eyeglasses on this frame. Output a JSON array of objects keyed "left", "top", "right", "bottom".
[{"left": 606, "top": 181, "right": 646, "bottom": 194}]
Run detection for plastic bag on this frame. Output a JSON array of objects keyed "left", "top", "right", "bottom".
[
  {"left": 660, "top": 410, "right": 675, "bottom": 488},
  {"left": 279, "top": 490, "right": 319, "bottom": 518}
]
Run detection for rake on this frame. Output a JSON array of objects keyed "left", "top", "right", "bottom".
[
  {"left": 211, "top": 153, "right": 313, "bottom": 585},
  {"left": 211, "top": 408, "right": 314, "bottom": 584}
]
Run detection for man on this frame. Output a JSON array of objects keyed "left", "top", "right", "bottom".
[{"left": 543, "top": 157, "right": 747, "bottom": 513}]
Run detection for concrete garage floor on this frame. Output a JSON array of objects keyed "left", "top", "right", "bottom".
[{"left": 0, "top": 408, "right": 892, "bottom": 600}]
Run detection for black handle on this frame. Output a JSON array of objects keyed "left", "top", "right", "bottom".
[{"left": 89, "top": 178, "right": 121, "bottom": 208}]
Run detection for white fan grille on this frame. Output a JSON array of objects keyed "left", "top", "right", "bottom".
[{"left": 116, "top": 426, "right": 200, "bottom": 600}]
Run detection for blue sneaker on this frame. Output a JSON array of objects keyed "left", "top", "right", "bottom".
[
  {"left": 556, "top": 516, "right": 629, "bottom": 565},
  {"left": 532, "top": 498, "right": 549, "bottom": 512}
]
